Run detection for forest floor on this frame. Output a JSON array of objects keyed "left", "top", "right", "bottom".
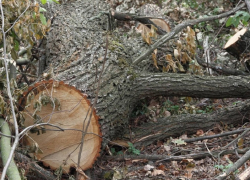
[{"left": 94, "top": 97, "right": 250, "bottom": 180}]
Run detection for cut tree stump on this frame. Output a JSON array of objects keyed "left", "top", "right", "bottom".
[
  {"left": 224, "top": 28, "right": 250, "bottom": 70},
  {"left": 20, "top": 80, "right": 101, "bottom": 172}
]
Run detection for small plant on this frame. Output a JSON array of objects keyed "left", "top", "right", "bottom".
[
  {"left": 128, "top": 142, "right": 140, "bottom": 155},
  {"left": 215, "top": 163, "right": 238, "bottom": 173},
  {"left": 226, "top": 11, "right": 250, "bottom": 27},
  {"left": 110, "top": 147, "right": 123, "bottom": 155},
  {"left": 163, "top": 100, "right": 180, "bottom": 115}
]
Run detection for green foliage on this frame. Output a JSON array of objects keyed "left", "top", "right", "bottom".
[
  {"left": 233, "top": 101, "right": 241, "bottom": 105},
  {"left": 128, "top": 142, "right": 140, "bottom": 155},
  {"left": 103, "top": 171, "right": 113, "bottom": 179},
  {"left": 41, "top": 0, "right": 59, "bottom": 4},
  {"left": 132, "top": 100, "right": 148, "bottom": 117},
  {"left": 110, "top": 147, "right": 123, "bottom": 155},
  {"left": 171, "top": 137, "right": 187, "bottom": 146},
  {"left": 226, "top": 11, "right": 250, "bottom": 27},
  {"left": 215, "top": 163, "right": 238, "bottom": 173},
  {"left": 196, "top": 105, "right": 214, "bottom": 114},
  {"left": 163, "top": 100, "right": 179, "bottom": 115}
]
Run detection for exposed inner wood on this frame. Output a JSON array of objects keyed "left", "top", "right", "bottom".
[
  {"left": 224, "top": 28, "right": 247, "bottom": 49},
  {"left": 21, "top": 81, "right": 101, "bottom": 172}
]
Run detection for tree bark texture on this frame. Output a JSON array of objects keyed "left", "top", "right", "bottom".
[
  {"left": 42, "top": 1, "right": 250, "bottom": 148},
  {"left": 128, "top": 100, "right": 250, "bottom": 147}
]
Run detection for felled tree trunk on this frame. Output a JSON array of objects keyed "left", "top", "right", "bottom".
[{"left": 21, "top": 0, "right": 250, "bottom": 172}]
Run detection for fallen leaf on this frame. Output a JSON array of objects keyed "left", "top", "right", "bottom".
[
  {"left": 157, "top": 164, "right": 166, "bottom": 171},
  {"left": 144, "top": 164, "right": 155, "bottom": 171},
  {"left": 113, "top": 170, "right": 122, "bottom": 180},
  {"left": 238, "top": 138, "right": 244, "bottom": 149},
  {"left": 151, "top": 169, "right": 166, "bottom": 176},
  {"left": 163, "top": 144, "right": 171, "bottom": 151},
  {"left": 171, "top": 161, "right": 178, "bottom": 169},
  {"left": 171, "top": 138, "right": 187, "bottom": 146},
  {"left": 196, "top": 129, "right": 204, "bottom": 136}
]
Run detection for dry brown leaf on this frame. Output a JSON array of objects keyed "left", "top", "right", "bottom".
[
  {"left": 176, "top": 62, "right": 185, "bottom": 72},
  {"left": 76, "top": 167, "right": 89, "bottom": 180},
  {"left": 110, "top": 140, "right": 129, "bottom": 147},
  {"left": 150, "top": 25, "right": 158, "bottom": 38},
  {"left": 165, "top": 54, "right": 177, "bottom": 72},
  {"left": 187, "top": 26, "right": 195, "bottom": 36},
  {"left": 206, "top": 130, "right": 215, "bottom": 136},
  {"left": 196, "top": 129, "right": 204, "bottom": 136},
  {"left": 163, "top": 110, "right": 171, "bottom": 117},
  {"left": 174, "top": 49, "right": 180, "bottom": 60},
  {"left": 238, "top": 138, "right": 244, "bottom": 149},
  {"left": 171, "top": 161, "right": 178, "bottom": 169},
  {"left": 150, "top": 18, "right": 171, "bottom": 33},
  {"left": 164, "top": 144, "right": 171, "bottom": 151},
  {"left": 144, "top": 164, "right": 155, "bottom": 171},
  {"left": 152, "top": 50, "right": 158, "bottom": 69},
  {"left": 157, "top": 164, "right": 167, "bottom": 171},
  {"left": 179, "top": 134, "right": 188, "bottom": 139},
  {"left": 131, "top": 159, "right": 148, "bottom": 163},
  {"left": 151, "top": 169, "right": 166, "bottom": 176}
]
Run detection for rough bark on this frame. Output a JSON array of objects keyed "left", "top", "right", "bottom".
[
  {"left": 40, "top": 0, "right": 250, "bottom": 153},
  {"left": 128, "top": 100, "right": 250, "bottom": 147}
]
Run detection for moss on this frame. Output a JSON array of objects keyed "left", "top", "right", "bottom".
[
  {"left": 127, "top": 68, "right": 137, "bottom": 81},
  {"left": 118, "top": 57, "right": 128, "bottom": 67},
  {"left": 108, "top": 40, "right": 125, "bottom": 52}
]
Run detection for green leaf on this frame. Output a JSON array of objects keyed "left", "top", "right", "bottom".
[
  {"left": 40, "top": 13, "right": 47, "bottom": 25},
  {"left": 243, "top": 14, "right": 250, "bottom": 22},
  {"left": 47, "top": 0, "right": 60, "bottom": 3},
  {"left": 39, "top": 7, "right": 47, "bottom": 12},
  {"left": 132, "top": 149, "right": 140, "bottom": 155},
  {"left": 14, "top": 40, "right": 19, "bottom": 51},
  {"left": 111, "top": 148, "right": 116, "bottom": 154},
  {"left": 226, "top": 17, "right": 233, "bottom": 27},
  {"left": 235, "top": 11, "right": 244, "bottom": 17},
  {"left": 52, "top": 0, "right": 60, "bottom": 4},
  {"left": 11, "top": 48, "right": 18, "bottom": 61},
  {"left": 171, "top": 138, "right": 187, "bottom": 145},
  {"left": 232, "top": 18, "right": 239, "bottom": 27},
  {"left": 41, "top": 0, "right": 47, "bottom": 4},
  {"left": 128, "top": 142, "right": 140, "bottom": 155}
]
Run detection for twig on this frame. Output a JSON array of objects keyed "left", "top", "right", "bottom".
[
  {"left": 132, "top": 3, "right": 246, "bottom": 65},
  {"left": 184, "top": 128, "right": 246, "bottom": 143},
  {"left": 0, "top": 2, "right": 21, "bottom": 179},
  {"left": 104, "top": 147, "right": 250, "bottom": 162},
  {"left": 203, "top": 36, "right": 212, "bottom": 75}
]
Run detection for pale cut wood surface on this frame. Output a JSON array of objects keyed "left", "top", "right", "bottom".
[
  {"left": 21, "top": 81, "right": 101, "bottom": 172},
  {"left": 224, "top": 28, "right": 247, "bottom": 49}
]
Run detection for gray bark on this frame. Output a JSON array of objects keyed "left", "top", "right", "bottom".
[{"left": 43, "top": 1, "right": 250, "bottom": 146}]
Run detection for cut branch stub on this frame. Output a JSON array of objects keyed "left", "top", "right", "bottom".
[
  {"left": 20, "top": 80, "right": 101, "bottom": 173},
  {"left": 224, "top": 28, "right": 250, "bottom": 60}
]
